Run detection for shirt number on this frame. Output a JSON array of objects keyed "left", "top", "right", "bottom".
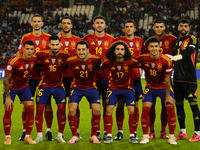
[
  {"left": 116, "top": 72, "right": 124, "bottom": 78},
  {"left": 95, "top": 47, "right": 102, "bottom": 55},
  {"left": 49, "top": 65, "right": 57, "bottom": 72},
  {"left": 150, "top": 69, "right": 157, "bottom": 76},
  {"left": 80, "top": 71, "right": 88, "bottom": 77}
]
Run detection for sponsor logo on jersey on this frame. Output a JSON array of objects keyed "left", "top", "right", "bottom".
[
  {"left": 65, "top": 41, "right": 69, "bottom": 46},
  {"left": 129, "top": 42, "right": 133, "bottom": 47},
  {"left": 25, "top": 64, "right": 29, "bottom": 69},
  {"left": 111, "top": 67, "right": 115, "bottom": 70},
  {"left": 44, "top": 59, "right": 49, "bottom": 63},
  {"left": 19, "top": 66, "right": 24, "bottom": 70},
  {"left": 157, "top": 63, "right": 162, "bottom": 72},
  {"left": 7, "top": 65, "right": 12, "bottom": 71},
  {"left": 145, "top": 63, "right": 149, "bottom": 67},
  {"left": 87, "top": 63, "right": 93, "bottom": 71},
  {"left": 91, "top": 41, "right": 95, "bottom": 45},
  {"left": 81, "top": 65, "right": 85, "bottom": 70},
  {"left": 123, "top": 65, "right": 129, "bottom": 72},
  {"left": 117, "top": 66, "right": 121, "bottom": 71},
  {"left": 151, "top": 63, "right": 155, "bottom": 68},
  {"left": 75, "top": 66, "right": 80, "bottom": 69},
  {"left": 35, "top": 40, "right": 39, "bottom": 46},
  {"left": 51, "top": 58, "right": 56, "bottom": 64},
  {"left": 98, "top": 41, "right": 102, "bottom": 46},
  {"left": 57, "top": 58, "right": 62, "bottom": 66}
]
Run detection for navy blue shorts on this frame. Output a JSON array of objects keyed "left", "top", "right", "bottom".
[
  {"left": 142, "top": 86, "right": 175, "bottom": 104},
  {"left": 106, "top": 89, "right": 136, "bottom": 106},
  {"left": 69, "top": 88, "right": 100, "bottom": 104},
  {"left": 36, "top": 85, "right": 66, "bottom": 104},
  {"left": 63, "top": 79, "right": 72, "bottom": 97},
  {"left": 3, "top": 86, "right": 33, "bottom": 104},
  {"left": 133, "top": 79, "right": 143, "bottom": 101}
]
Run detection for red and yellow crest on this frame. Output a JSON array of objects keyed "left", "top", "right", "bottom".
[
  {"left": 42, "top": 40, "right": 47, "bottom": 48},
  {"left": 136, "top": 41, "right": 140, "bottom": 50},
  {"left": 123, "top": 65, "right": 129, "bottom": 72},
  {"left": 71, "top": 41, "right": 76, "bottom": 49},
  {"left": 164, "top": 40, "right": 169, "bottom": 48},
  {"left": 87, "top": 63, "right": 93, "bottom": 71},
  {"left": 157, "top": 63, "right": 162, "bottom": 72},
  {"left": 30, "top": 62, "right": 35, "bottom": 69},
  {"left": 104, "top": 41, "right": 109, "bottom": 49},
  {"left": 57, "top": 58, "right": 63, "bottom": 66}
]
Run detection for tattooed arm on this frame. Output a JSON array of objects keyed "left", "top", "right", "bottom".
[{"left": 3, "top": 72, "right": 13, "bottom": 110}]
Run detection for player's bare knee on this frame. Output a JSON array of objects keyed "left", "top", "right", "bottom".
[
  {"left": 106, "top": 105, "right": 114, "bottom": 116},
  {"left": 127, "top": 106, "right": 135, "bottom": 115}
]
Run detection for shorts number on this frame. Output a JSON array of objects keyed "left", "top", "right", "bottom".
[
  {"left": 23, "top": 71, "right": 28, "bottom": 78},
  {"left": 49, "top": 65, "right": 57, "bottom": 72},
  {"left": 37, "top": 89, "right": 43, "bottom": 96},
  {"left": 70, "top": 89, "right": 74, "bottom": 96},
  {"left": 150, "top": 69, "right": 157, "bottom": 76},
  {"left": 80, "top": 71, "right": 88, "bottom": 77},
  {"left": 143, "top": 88, "right": 149, "bottom": 94},
  {"left": 106, "top": 90, "right": 112, "bottom": 98}
]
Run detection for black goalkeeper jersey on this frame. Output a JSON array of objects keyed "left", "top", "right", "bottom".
[{"left": 173, "top": 35, "right": 198, "bottom": 84}]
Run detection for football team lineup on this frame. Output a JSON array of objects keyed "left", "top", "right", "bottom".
[{"left": 2, "top": 14, "right": 200, "bottom": 148}]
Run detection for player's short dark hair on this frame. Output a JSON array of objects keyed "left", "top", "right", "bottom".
[
  {"left": 61, "top": 16, "right": 72, "bottom": 23},
  {"left": 93, "top": 15, "right": 106, "bottom": 23},
  {"left": 124, "top": 19, "right": 135, "bottom": 27},
  {"left": 154, "top": 18, "right": 165, "bottom": 26},
  {"left": 106, "top": 41, "right": 132, "bottom": 61},
  {"left": 76, "top": 40, "right": 89, "bottom": 49},
  {"left": 147, "top": 37, "right": 160, "bottom": 46},
  {"left": 178, "top": 18, "right": 190, "bottom": 25},
  {"left": 49, "top": 35, "right": 60, "bottom": 42},
  {"left": 24, "top": 40, "right": 35, "bottom": 47},
  {"left": 32, "top": 14, "right": 43, "bottom": 22}
]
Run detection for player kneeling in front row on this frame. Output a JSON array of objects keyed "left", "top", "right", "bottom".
[
  {"left": 67, "top": 40, "right": 101, "bottom": 144},
  {"left": 3, "top": 41, "right": 37, "bottom": 145},
  {"left": 102, "top": 41, "right": 139, "bottom": 144},
  {"left": 138, "top": 37, "right": 177, "bottom": 145}
]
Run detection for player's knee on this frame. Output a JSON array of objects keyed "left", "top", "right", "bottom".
[
  {"left": 106, "top": 106, "right": 114, "bottom": 115},
  {"left": 127, "top": 107, "right": 135, "bottom": 115},
  {"left": 68, "top": 107, "right": 76, "bottom": 116}
]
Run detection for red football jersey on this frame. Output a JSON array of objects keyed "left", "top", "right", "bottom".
[
  {"left": 5, "top": 55, "right": 37, "bottom": 89},
  {"left": 36, "top": 50, "right": 70, "bottom": 88},
  {"left": 137, "top": 53, "right": 173, "bottom": 89},
  {"left": 18, "top": 32, "right": 51, "bottom": 80},
  {"left": 83, "top": 32, "right": 115, "bottom": 80},
  {"left": 115, "top": 36, "right": 144, "bottom": 80},
  {"left": 60, "top": 35, "right": 81, "bottom": 79},
  {"left": 142, "top": 34, "right": 177, "bottom": 55},
  {"left": 66, "top": 55, "right": 101, "bottom": 89},
  {"left": 101, "top": 58, "right": 138, "bottom": 90}
]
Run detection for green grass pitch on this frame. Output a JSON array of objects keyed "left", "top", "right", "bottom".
[{"left": 1, "top": 79, "right": 200, "bottom": 150}]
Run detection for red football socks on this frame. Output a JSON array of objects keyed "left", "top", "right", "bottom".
[
  {"left": 116, "top": 107, "right": 124, "bottom": 130},
  {"left": 68, "top": 114, "right": 77, "bottom": 136},
  {"left": 25, "top": 105, "right": 34, "bottom": 135},
  {"left": 141, "top": 106, "right": 151, "bottom": 134},
  {"left": 3, "top": 105, "right": 13, "bottom": 135},
  {"left": 91, "top": 113, "right": 101, "bottom": 136}
]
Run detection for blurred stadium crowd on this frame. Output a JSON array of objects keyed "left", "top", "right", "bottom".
[{"left": 0, "top": 0, "right": 200, "bottom": 65}]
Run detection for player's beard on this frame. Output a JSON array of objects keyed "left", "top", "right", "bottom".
[
  {"left": 33, "top": 26, "right": 41, "bottom": 31},
  {"left": 63, "top": 28, "right": 71, "bottom": 33},
  {"left": 116, "top": 54, "right": 123, "bottom": 59},
  {"left": 96, "top": 28, "right": 104, "bottom": 33},
  {"left": 179, "top": 30, "right": 188, "bottom": 37},
  {"left": 51, "top": 49, "right": 59, "bottom": 55}
]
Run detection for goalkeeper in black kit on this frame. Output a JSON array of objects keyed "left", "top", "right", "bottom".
[{"left": 171, "top": 19, "right": 200, "bottom": 142}]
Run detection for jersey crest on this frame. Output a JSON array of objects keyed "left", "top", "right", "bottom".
[
  {"left": 65, "top": 41, "right": 69, "bottom": 46},
  {"left": 36, "top": 40, "right": 39, "bottom": 46},
  {"left": 123, "top": 65, "right": 129, "bottom": 73},
  {"left": 81, "top": 65, "right": 85, "bottom": 70},
  {"left": 157, "top": 63, "right": 162, "bottom": 72},
  {"left": 51, "top": 58, "right": 56, "bottom": 64},
  {"left": 98, "top": 41, "right": 102, "bottom": 46},
  {"left": 25, "top": 64, "right": 29, "bottom": 69},
  {"left": 117, "top": 66, "right": 121, "bottom": 71},
  {"left": 129, "top": 42, "right": 133, "bottom": 47}
]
